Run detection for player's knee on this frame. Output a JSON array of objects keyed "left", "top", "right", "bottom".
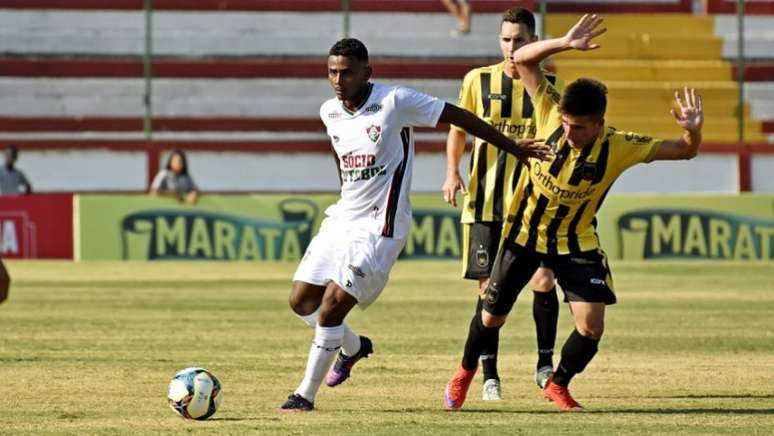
[
  {"left": 530, "top": 270, "right": 555, "bottom": 292},
  {"left": 288, "top": 292, "right": 317, "bottom": 316},
  {"left": 481, "top": 310, "right": 506, "bottom": 328},
  {"left": 576, "top": 323, "right": 604, "bottom": 340},
  {"left": 317, "top": 302, "right": 345, "bottom": 327}
]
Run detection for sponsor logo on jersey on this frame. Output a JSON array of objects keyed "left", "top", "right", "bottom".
[
  {"left": 364, "top": 103, "right": 383, "bottom": 113},
  {"left": 532, "top": 164, "right": 597, "bottom": 201},
  {"left": 590, "top": 278, "right": 606, "bottom": 286},
  {"left": 332, "top": 135, "right": 340, "bottom": 144},
  {"left": 624, "top": 133, "right": 653, "bottom": 144},
  {"left": 490, "top": 120, "right": 537, "bottom": 138},
  {"left": 487, "top": 93, "right": 507, "bottom": 101},
  {"left": 341, "top": 153, "right": 376, "bottom": 168},
  {"left": 348, "top": 264, "right": 367, "bottom": 278},
  {"left": 366, "top": 125, "right": 381, "bottom": 142},
  {"left": 328, "top": 111, "right": 343, "bottom": 119}
]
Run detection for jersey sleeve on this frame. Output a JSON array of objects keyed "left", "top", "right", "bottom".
[
  {"left": 532, "top": 75, "right": 563, "bottom": 132},
  {"left": 394, "top": 86, "right": 446, "bottom": 128},
  {"left": 613, "top": 131, "right": 663, "bottom": 171},
  {"left": 451, "top": 70, "right": 477, "bottom": 133}
]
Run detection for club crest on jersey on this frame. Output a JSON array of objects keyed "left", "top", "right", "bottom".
[
  {"left": 366, "top": 125, "right": 381, "bottom": 142},
  {"left": 475, "top": 247, "right": 489, "bottom": 268}
]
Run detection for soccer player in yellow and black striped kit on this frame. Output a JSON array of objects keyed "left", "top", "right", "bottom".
[
  {"left": 445, "top": 14, "right": 704, "bottom": 411},
  {"left": 442, "top": 7, "right": 562, "bottom": 401}
]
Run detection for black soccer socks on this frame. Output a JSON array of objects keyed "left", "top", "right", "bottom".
[
  {"left": 462, "top": 306, "right": 501, "bottom": 372},
  {"left": 552, "top": 329, "right": 599, "bottom": 387},
  {"left": 533, "top": 288, "right": 559, "bottom": 369},
  {"left": 476, "top": 297, "right": 500, "bottom": 381}
]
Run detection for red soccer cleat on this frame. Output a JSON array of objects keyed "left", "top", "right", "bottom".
[
  {"left": 444, "top": 365, "right": 476, "bottom": 410},
  {"left": 543, "top": 377, "right": 584, "bottom": 411}
]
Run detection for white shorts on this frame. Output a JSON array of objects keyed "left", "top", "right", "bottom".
[{"left": 292, "top": 218, "right": 406, "bottom": 309}]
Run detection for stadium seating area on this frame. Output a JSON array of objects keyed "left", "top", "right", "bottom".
[{"left": 0, "top": 0, "right": 773, "bottom": 190}]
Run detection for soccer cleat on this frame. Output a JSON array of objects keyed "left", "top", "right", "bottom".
[
  {"left": 325, "top": 336, "right": 373, "bottom": 387},
  {"left": 482, "top": 378, "right": 502, "bottom": 401},
  {"left": 444, "top": 365, "right": 476, "bottom": 410},
  {"left": 535, "top": 365, "right": 554, "bottom": 390},
  {"left": 279, "top": 393, "right": 314, "bottom": 412},
  {"left": 543, "top": 377, "right": 583, "bottom": 411}
]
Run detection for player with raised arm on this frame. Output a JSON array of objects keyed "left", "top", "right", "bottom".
[
  {"left": 442, "top": 7, "right": 563, "bottom": 401},
  {"left": 280, "top": 38, "right": 551, "bottom": 412},
  {"left": 444, "top": 14, "right": 703, "bottom": 411}
]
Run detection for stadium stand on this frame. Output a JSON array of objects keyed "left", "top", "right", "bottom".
[{"left": 0, "top": 0, "right": 772, "bottom": 191}]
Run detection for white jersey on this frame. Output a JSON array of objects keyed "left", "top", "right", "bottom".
[{"left": 320, "top": 82, "right": 445, "bottom": 240}]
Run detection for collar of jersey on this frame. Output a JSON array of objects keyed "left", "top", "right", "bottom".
[{"left": 340, "top": 83, "right": 374, "bottom": 116}]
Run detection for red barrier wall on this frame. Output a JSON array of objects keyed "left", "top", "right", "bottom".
[{"left": 0, "top": 194, "right": 73, "bottom": 259}]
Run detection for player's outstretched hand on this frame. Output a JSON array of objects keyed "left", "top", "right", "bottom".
[
  {"left": 513, "top": 138, "right": 552, "bottom": 164},
  {"left": 442, "top": 171, "right": 467, "bottom": 207},
  {"left": 670, "top": 87, "right": 703, "bottom": 133},
  {"left": 564, "top": 14, "right": 606, "bottom": 51}
]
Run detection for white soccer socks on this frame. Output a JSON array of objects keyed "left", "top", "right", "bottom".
[
  {"left": 295, "top": 324, "right": 344, "bottom": 401},
  {"left": 295, "top": 309, "right": 361, "bottom": 357}
]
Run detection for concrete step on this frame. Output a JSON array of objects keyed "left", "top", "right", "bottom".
[
  {"left": 0, "top": 10, "right": 508, "bottom": 58},
  {"left": 553, "top": 59, "right": 733, "bottom": 82},
  {"left": 0, "top": 78, "right": 762, "bottom": 118},
  {"left": 546, "top": 14, "right": 715, "bottom": 37},
  {"left": 3, "top": 10, "right": 773, "bottom": 60},
  {"left": 557, "top": 34, "right": 723, "bottom": 61},
  {"left": 715, "top": 16, "right": 774, "bottom": 59}
]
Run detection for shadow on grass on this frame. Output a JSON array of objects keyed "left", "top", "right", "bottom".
[
  {"left": 642, "top": 394, "right": 774, "bottom": 400},
  {"left": 377, "top": 407, "right": 774, "bottom": 416}
]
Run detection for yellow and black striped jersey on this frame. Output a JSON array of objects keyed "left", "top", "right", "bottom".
[
  {"left": 502, "top": 76, "right": 662, "bottom": 255},
  {"left": 454, "top": 62, "right": 562, "bottom": 224}
]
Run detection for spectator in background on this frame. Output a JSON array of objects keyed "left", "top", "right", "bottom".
[
  {"left": 149, "top": 149, "right": 199, "bottom": 204},
  {"left": 441, "top": 0, "right": 471, "bottom": 35},
  {"left": 0, "top": 145, "right": 32, "bottom": 195}
]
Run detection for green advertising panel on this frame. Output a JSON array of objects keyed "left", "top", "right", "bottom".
[
  {"left": 596, "top": 194, "right": 774, "bottom": 261},
  {"left": 77, "top": 194, "right": 774, "bottom": 262},
  {"left": 76, "top": 194, "right": 464, "bottom": 261}
]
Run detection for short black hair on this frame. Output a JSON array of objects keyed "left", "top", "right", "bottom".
[
  {"left": 501, "top": 7, "right": 536, "bottom": 36},
  {"left": 329, "top": 38, "right": 369, "bottom": 63},
  {"left": 165, "top": 149, "right": 189, "bottom": 175},
  {"left": 560, "top": 78, "right": 608, "bottom": 119}
]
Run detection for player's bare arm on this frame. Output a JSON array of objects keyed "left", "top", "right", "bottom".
[
  {"left": 438, "top": 103, "right": 552, "bottom": 163},
  {"left": 514, "top": 14, "right": 606, "bottom": 98},
  {"left": 442, "top": 129, "right": 468, "bottom": 207},
  {"left": 652, "top": 87, "right": 704, "bottom": 161}
]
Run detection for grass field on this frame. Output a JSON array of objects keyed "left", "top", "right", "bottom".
[{"left": 1, "top": 260, "right": 773, "bottom": 435}]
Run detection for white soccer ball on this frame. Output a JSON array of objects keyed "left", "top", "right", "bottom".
[{"left": 167, "top": 367, "right": 222, "bottom": 420}]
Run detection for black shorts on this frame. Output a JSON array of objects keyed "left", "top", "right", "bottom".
[
  {"left": 461, "top": 222, "right": 502, "bottom": 280},
  {"left": 483, "top": 241, "right": 616, "bottom": 316}
]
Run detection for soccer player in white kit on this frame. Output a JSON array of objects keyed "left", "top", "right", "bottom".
[{"left": 280, "top": 38, "right": 552, "bottom": 412}]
